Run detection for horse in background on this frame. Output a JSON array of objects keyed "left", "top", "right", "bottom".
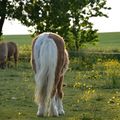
[
  {"left": 7, "top": 41, "right": 19, "bottom": 67},
  {"left": 0, "top": 42, "right": 8, "bottom": 69},
  {"left": 31, "top": 32, "right": 69, "bottom": 117},
  {"left": 0, "top": 41, "right": 18, "bottom": 69}
]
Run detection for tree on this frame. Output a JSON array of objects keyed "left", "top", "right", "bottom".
[
  {"left": 0, "top": 0, "right": 24, "bottom": 38},
  {"left": 0, "top": 0, "right": 7, "bottom": 37},
  {"left": 0, "top": 0, "right": 110, "bottom": 50},
  {"left": 16, "top": 0, "right": 110, "bottom": 50},
  {"left": 67, "top": 0, "right": 111, "bottom": 50},
  {"left": 14, "top": 0, "right": 71, "bottom": 37}
]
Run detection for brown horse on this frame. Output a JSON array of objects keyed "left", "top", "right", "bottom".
[
  {"left": 31, "top": 32, "right": 69, "bottom": 117},
  {"left": 0, "top": 42, "right": 8, "bottom": 69},
  {"left": 0, "top": 41, "right": 18, "bottom": 69},
  {"left": 7, "top": 41, "right": 19, "bottom": 67}
]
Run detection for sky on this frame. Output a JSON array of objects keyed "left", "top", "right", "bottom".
[{"left": 2, "top": 0, "right": 120, "bottom": 35}]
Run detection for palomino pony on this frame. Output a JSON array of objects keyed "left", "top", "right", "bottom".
[{"left": 31, "top": 32, "right": 69, "bottom": 117}]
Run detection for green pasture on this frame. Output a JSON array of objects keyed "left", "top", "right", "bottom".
[
  {"left": 99, "top": 32, "right": 120, "bottom": 47},
  {"left": 3, "top": 34, "right": 32, "bottom": 45},
  {"left": 94, "top": 32, "right": 120, "bottom": 51},
  {"left": 3, "top": 32, "right": 120, "bottom": 51},
  {"left": 0, "top": 60, "right": 120, "bottom": 120},
  {"left": 0, "top": 32, "right": 120, "bottom": 119}
]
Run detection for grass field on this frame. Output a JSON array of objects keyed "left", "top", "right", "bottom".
[
  {"left": 3, "top": 32, "right": 120, "bottom": 51},
  {"left": 0, "top": 32, "right": 120, "bottom": 120},
  {"left": 95, "top": 32, "right": 120, "bottom": 51},
  {"left": 0, "top": 60, "right": 120, "bottom": 120},
  {"left": 3, "top": 34, "right": 32, "bottom": 45}
]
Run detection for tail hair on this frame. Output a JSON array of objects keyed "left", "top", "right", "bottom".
[{"left": 34, "top": 35, "right": 58, "bottom": 111}]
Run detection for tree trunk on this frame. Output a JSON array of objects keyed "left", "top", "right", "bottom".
[
  {"left": 0, "top": 15, "right": 5, "bottom": 37},
  {"left": 72, "top": 27, "right": 79, "bottom": 51},
  {"left": 0, "top": 0, "right": 7, "bottom": 37}
]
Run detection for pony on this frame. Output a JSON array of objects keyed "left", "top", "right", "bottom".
[
  {"left": 31, "top": 32, "right": 69, "bottom": 117},
  {"left": 7, "top": 41, "right": 19, "bottom": 67},
  {"left": 0, "top": 42, "right": 8, "bottom": 69}
]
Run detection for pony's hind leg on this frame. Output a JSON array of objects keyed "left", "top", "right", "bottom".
[
  {"left": 14, "top": 53, "right": 18, "bottom": 67},
  {"left": 49, "top": 88, "right": 59, "bottom": 117},
  {"left": 35, "top": 74, "right": 47, "bottom": 117},
  {"left": 49, "top": 75, "right": 65, "bottom": 116},
  {"left": 56, "top": 76, "right": 65, "bottom": 115},
  {"left": 0, "top": 62, "right": 6, "bottom": 69},
  {"left": 37, "top": 97, "right": 46, "bottom": 117}
]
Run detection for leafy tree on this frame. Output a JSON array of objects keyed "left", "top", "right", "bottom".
[
  {"left": 68, "top": 0, "right": 111, "bottom": 50},
  {"left": 16, "top": 0, "right": 110, "bottom": 50},
  {"left": 0, "top": 0, "right": 110, "bottom": 50},
  {"left": 13, "top": 0, "right": 70, "bottom": 37},
  {"left": 0, "top": 0, "right": 25, "bottom": 39},
  {"left": 0, "top": 0, "right": 7, "bottom": 38}
]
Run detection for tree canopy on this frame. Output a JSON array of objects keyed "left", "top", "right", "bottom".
[
  {"left": 0, "top": 0, "right": 24, "bottom": 37},
  {"left": 0, "top": 0, "right": 110, "bottom": 50}
]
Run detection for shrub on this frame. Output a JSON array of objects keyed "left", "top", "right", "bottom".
[
  {"left": 69, "top": 50, "right": 120, "bottom": 71},
  {"left": 93, "top": 60, "right": 120, "bottom": 88},
  {"left": 19, "top": 44, "right": 31, "bottom": 62}
]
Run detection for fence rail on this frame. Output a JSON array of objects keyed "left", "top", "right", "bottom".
[
  {"left": 69, "top": 51, "right": 120, "bottom": 60},
  {"left": 18, "top": 50, "right": 120, "bottom": 61}
]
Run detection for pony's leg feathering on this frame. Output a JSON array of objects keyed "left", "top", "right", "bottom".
[
  {"left": 56, "top": 76, "right": 65, "bottom": 115},
  {"left": 49, "top": 95, "right": 59, "bottom": 116}
]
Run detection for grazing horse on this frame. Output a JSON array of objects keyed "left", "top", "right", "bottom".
[
  {"left": 31, "top": 32, "right": 69, "bottom": 117},
  {"left": 0, "top": 42, "right": 8, "bottom": 69},
  {"left": 7, "top": 41, "right": 19, "bottom": 67}
]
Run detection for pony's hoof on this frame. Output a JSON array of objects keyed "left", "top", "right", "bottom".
[
  {"left": 49, "top": 111, "right": 59, "bottom": 117},
  {"left": 36, "top": 111, "right": 44, "bottom": 117},
  {"left": 51, "top": 113, "right": 59, "bottom": 117},
  {"left": 58, "top": 109, "right": 65, "bottom": 115},
  {"left": 49, "top": 108, "right": 59, "bottom": 117}
]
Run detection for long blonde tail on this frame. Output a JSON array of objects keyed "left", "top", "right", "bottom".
[{"left": 34, "top": 35, "right": 57, "bottom": 113}]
